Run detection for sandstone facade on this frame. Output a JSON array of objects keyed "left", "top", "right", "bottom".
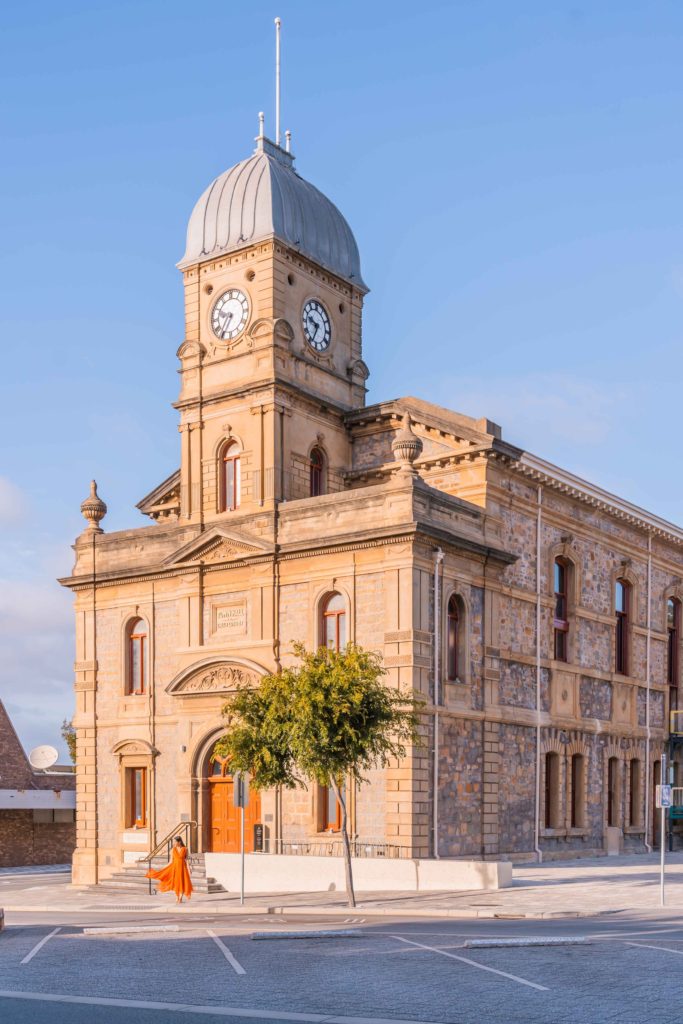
[{"left": 60, "top": 130, "right": 681, "bottom": 884}]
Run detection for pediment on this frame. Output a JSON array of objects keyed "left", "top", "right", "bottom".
[
  {"left": 163, "top": 526, "right": 273, "bottom": 567},
  {"left": 166, "top": 657, "right": 265, "bottom": 696}
]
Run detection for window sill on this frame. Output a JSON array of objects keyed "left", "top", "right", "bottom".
[
  {"left": 567, "top": 827, "right": 589, "bottom": 838},
  {"left": 624, "top": 826, "right": 645, "bottom": 835},
  {"left": 541, "top": 828, "right": 567, "bottom": 838}
]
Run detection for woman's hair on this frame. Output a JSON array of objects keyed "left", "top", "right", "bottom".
[{"left": 174, "top": 836, "right": 186, "bottom": 847}]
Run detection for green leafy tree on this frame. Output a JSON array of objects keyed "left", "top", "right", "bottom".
[
  {"left": 214, "top": 642, "right": 422, "bottom": 908},
  {"left": 61, "top": 718, "right": 77, "bottom": 764}
]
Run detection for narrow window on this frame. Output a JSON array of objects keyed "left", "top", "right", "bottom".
[
  {"left": 126, "top": 767, "right": 147, "bottom": 828},
  {"left": 446, "top": 595, "right": 459, "bottom": 681},
  {"left": 318, "top": 782, "right": 343, "bottom": 832},
  {"left": 668, "top": 598, "right": 680, "bottom": 690},
  {"left": 629, "top": 759, "right": 642, "bottom": 827},
  {"left": 310, "top": 447, "right": 325, "bottom": 497},
  {"left": 219, "top": 441, "right": 241, "bottom": 512},
  {"left": 544, "top": 752, "right": 561, "bottom": 830},
  {"left": 570, "top": 754, "right": 585, "bottom": 828},
  {"left": 615, "top": 580, "right": 630, "bottom": 675},
  {"left": 127, "top": 618, "right": 147, "bottom": 696},
  {"left": 323, "top": 593, "right": 346, "bottom": 652},
  {"left": 553, "top": 559, "right": 569, "bottom": 662},
  {"left": 608, "top": 756, "right": 620, "bottom": 827}
]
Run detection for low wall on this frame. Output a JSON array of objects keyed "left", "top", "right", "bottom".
[{"left": 204, "top": 853, "right": 512, "bottom": 893}]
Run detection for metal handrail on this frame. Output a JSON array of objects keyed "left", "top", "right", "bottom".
[{"left": 138, "top": 820, "right": 197, "bottom": 895}]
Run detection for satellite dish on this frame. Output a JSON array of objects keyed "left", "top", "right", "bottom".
[{"left": 29, "top": 745, "right": 59, "bottom": 770}]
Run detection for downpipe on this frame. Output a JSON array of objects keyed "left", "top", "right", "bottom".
[
  {"left": 433, "top": 547, "right": 445, "bottom": 859},
  {"left": 534, "top": 486, "right": 543, "bottom": 864}
]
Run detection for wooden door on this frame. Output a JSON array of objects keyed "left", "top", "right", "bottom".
[{"left": 209, "top": 776, "right": 262, "bottom": 853}]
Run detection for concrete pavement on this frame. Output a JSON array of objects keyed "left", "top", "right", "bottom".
[{"left": 2, "top": 852, "right": 683, "bottom": 919}]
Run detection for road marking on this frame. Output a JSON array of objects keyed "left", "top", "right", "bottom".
[
  {"left": 83, "top": 925, "right": 180, "bottom": 935},
  {"left": 252, "top": 929, "right": 363, "bottom": 941},
  {"left": 626, "top": 941, "right": 683, "bottom": 956},
  {"left": 595, "top": 927, "right": 683, "bottom": 939},
  {"left": 392, "top": 936, "right": 549, "bottom": 991},
  {"left": 0, "top": 990, "right": 440, "bottom": 1024},
  {"left": 20, "top": 928, "right": 61, "bottom": 964},
  {"left": 207, "top": 930, "right": 246, "bottom": 974}
]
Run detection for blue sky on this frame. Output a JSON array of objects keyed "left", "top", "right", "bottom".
[{"left": 2, "top": 0, "right": 683, "bottom": 757}]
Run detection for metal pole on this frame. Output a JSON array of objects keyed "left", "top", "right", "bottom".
[
  {"left": 240, "top": 803, "right": 245, "bottom": 906},
  {"left": 274, "top": 17, "right": 281, "bottom": 147},
  {"left": 661, "top": 805, "right": 666, "bottom": 907}
]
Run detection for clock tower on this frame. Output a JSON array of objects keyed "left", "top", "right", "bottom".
[{"left": 174, "top": 125, "right": 369, "bottom": 523}]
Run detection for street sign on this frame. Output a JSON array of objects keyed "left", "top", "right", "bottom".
[
  {"left": 656, "top": 784, "right": 673, "bottom": 809},
  {"left": 233, "top": 771, "right": 250, "bottom": 808}
]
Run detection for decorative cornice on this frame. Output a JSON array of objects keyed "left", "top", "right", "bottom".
[{"left": 517, "top": 453, "right": 683, "bottom": 545}]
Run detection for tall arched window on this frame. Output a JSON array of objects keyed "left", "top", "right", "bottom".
[
  {"left": 310, "top": 447, "right": 325, "bottom": 497},
  {"left": 668, "top": 598, "right": 680, "bottom": 691},
  {"left": 544, "top": 752, "right": 561, "bottom": 829},
  {"left": 219, "top": 441, "right": 241, "bottom": 512},
  {"left": 608, "top": 756, "right": 620, "bottom": 827},
  {"left": 322, "top": 593, "right": 346, "bottom": 652},
  {"left": 447, "top": 595, "right": 460, "bottom": 681},
  {"left": 629, "top": 759, "right": 642, "bottom": 827},
  {"left": 126, "top": 618, "right": 148, "bottom": 696},
  {"left": 553, "top": 559, "right": 569, "bottom": 662},
  {"left": 615, "top": 579, "right": 630, "bottom": 675},
  {"left": 570, "top": 754, "right": 585, "bottom": 828}
]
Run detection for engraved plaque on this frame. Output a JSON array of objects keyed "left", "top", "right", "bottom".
[{"left": 213, "top": 602, "right": 247, "bottom": 638}]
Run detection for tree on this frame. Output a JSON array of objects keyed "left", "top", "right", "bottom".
[
  {"left": 61, "top": 718, "right": 77, "bottom": 764},
  {"left": 214, "top": 642, "right": 422, "bottom": 908}
]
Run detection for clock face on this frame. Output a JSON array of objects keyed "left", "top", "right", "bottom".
[
  {"left": 302, "top": 299, "right": 331, "bottom": 352},
  {"left": 211, "top": 289, "right": 250, "bottom": 341}
]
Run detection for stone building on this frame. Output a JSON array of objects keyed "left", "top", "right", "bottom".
[
  {"left": 0, "top": 700, "right": 76, "bottom": 868},
  {"left": 60, "top": 125, "right": 681, "bottom": 887}
]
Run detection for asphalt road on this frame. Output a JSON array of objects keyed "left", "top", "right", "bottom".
[{"left": 3, "top": 873, "right": 683, "bottom": 1022}]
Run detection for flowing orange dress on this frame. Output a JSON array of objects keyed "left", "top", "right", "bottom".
[{"left": 146, "top": 845, "right": 193, "bottom": 900}]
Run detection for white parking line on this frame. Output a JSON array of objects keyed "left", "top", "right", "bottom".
[
  {"left": 392, "top": 936, "right": 549, "bottom": 991},
  {"left": 20, "top": 928, "right": 61, "bottom": 964},
  {"left": 207, "top": 930, "right": 246, "bottom": 975},
  {"left": 626, "top": 941, "right": 683, "bottom": 956},
  {"left": 0, "top": 990, "right": 441, "bottom": 1024}
]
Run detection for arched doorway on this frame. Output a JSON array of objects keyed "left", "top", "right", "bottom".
[{"left": 207, "top": 754, "right": 262, "bottom": 853}]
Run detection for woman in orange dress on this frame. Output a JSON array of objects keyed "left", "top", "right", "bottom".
[{"left": 146, "top": 836, "right": 193, "bottom": 903}]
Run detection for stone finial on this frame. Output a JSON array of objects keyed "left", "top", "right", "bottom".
[
  {"left": 80, "top": 480, "right": 107, "bottom": 533},
  {"left": 391, "top": 414, "right": 423, "bottom": 474}
]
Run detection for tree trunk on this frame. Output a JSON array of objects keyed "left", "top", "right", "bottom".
[{"left": 331, "top": 777, "right": 356, "bottom": 908}]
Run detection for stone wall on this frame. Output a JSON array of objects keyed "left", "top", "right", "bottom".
[{"left": 0, "top": 810, "right": 76, "bottom": 868}]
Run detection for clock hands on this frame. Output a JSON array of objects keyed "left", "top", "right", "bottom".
[{"left": 221, "top": 309, "right": 234, "bottom": 339}]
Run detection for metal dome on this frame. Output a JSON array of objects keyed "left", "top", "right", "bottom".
[{"left": 179, "top": 135, "right": 366, "bottom": 289}]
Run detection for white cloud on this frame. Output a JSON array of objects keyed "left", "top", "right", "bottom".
[
  {"left": 447, "top": 372, "right": 630, "bottom": 451},
  {"left": 0, "top": 476, "right": 26, "bottom": 525},
  {"left": 0, "top": 579, "right": 74, "bottom": 759}
]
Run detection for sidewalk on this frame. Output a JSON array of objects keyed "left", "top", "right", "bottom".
[{"left": 3, "top": 853, "right": 683, "bottom": 919}]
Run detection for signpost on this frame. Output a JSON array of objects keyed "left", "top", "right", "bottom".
[
  {"left": 233, "top": 771, "right": 250, "bottom": 906},
  {"left": 656, "top": 753, "right": 670, "bottom": 907}
]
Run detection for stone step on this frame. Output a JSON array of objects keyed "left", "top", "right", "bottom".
[{"left": 97, "top": 853, "right": 226, "bottom": 894}]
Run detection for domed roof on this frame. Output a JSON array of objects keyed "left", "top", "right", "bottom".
[{"left": 179, "top": 136, "right": 366, "bottom": 289}]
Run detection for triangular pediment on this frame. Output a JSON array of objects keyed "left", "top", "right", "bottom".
[{"left": 163, "top": 526, "right": 273, "bottom": 567}]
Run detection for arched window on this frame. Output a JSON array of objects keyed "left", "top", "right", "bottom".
[
  {"left": 544, "top": 752, "right": 561, "bottom": 829},
  {"left": 608, "top": 756, "right": 620, "bottom": 827},
  {"left": 615, "top": 579, "right": 630, "bottom": 675},
  {"left": 629, "top": 759, "right": 642, "bottom": 827},
  {"left": 219, "top": 440, "right": 241, "bottom": 512},
  {"left": 310, "top": 447, "right": 325, "bottom": 497},
  {"left": 570, "top": 754, "right": 585, "bottom": 828},
  {"left": 446, "top": 595, "right": 460, "bottom": 681},
  {"left": 668, "top": 598, "right": 680, "bottom": 690},
  {"left": 553, "top": 559, "right": 569, "bottom": 662},
  {"left": 322, "top": 593, "right": 346, "bottom": 652},
  {"left": 126, "top": 618, "right": 148, "bottom": 696}
]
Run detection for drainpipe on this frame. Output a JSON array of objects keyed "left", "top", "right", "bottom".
[
  {"left": 534, "top": 486, "right": 543, "bottom": 864},
  {"left": 644, "top": 532, "right": 653, "bottom": 852},
  {"left": 433, "top": 548, "right": 445, "bottom": 859}
]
